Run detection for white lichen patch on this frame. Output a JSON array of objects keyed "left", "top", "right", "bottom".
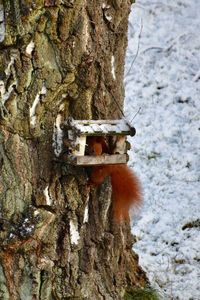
[
  {"left": 0, "top": 81, "right": 16, "bottom": 105},
  {"left": 26, "top": 40, "right": 35, "bottom": 55},
  {"left": 30, "top": 84, "right": 47, "bottom": 127},
  {"left": 34, "top": 210, "right": 40, "bottom": 216},
  {"left": 43, "top": 185, "right": 52, "bottom": 206},
  {"left": 83, "top": 192, "right": 90, "bottom": 223},
  {"left": 102, "top": 4, "right": 112, "bottom": 22},
  {"left": 0, "top": 80, "right": 6, "bottom": 99},
  {"left": 52, "top": 112, "right": 63, "bottom": 157},
  {"left": 82, "top": 3, "right": 90, "bottom": 52},
  {"left": 0, "top": 79, "right": 16, "bottom": 119},
  {"left": 70, "top": 220, "right": 80, "bottom": 245},
  {"left": 111, "top": 55, "right": 116, "bottom": 80},
  {"left": 0, "top": 5, "right": 5, "bottom": 43},
  {"left": 83, "top": 204, "right": 89, "bottom": 223},
  {"left": 0, "top": 56, "right": 18, "bottom": 113},
  {"left": 102, "top": 3, "right": 110, "bottom": 9},
  {"left": 105, "top": 12, "right": 112, "bottom": 22},
  {"left": 5, "top": 56, "right": 16, "bottom": 76}
]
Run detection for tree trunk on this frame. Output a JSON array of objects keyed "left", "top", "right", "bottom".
[{"left": 0, "top": 1, "right": 147, "bottom": 299}]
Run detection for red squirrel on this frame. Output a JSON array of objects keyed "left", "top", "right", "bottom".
[{"left": 88, "top": 137, "right": 142, "bottom": 221}]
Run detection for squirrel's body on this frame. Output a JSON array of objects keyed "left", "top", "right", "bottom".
[{"left": 88, "top": 137, "right": 142, "bottom": 221}]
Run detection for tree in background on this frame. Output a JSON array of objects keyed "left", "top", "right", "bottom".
[{"left": 0, "top": 1, "right": 147, "bottom": 299}]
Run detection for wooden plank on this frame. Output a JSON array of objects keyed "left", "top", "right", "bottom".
[
  {"left": 74, "top": 154, "right": 128, "bottom": 166},
  {"left": 81, "top": 131, "right": 131, "bottom": 136},
  {"left": 73, "top": 136, "right": 86, "bottom": 156},
  {"left": 72, "top": 119, "right": 132, "bottom": 129},
  {"left": 72, "top": 119, "right": 124, "bottom": 125}
]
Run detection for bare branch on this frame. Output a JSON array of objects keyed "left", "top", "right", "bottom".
[{"left": 125, "top": 19, "right": 143, "bottom": 78}]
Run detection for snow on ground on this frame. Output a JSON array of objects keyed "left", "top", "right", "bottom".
[{"left": 124, "top": 1, "right": 200, "bottom": 299}]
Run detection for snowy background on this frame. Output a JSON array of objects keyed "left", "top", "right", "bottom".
[{"left": 124, "top": 0, "right": 200, "bottom": 299}]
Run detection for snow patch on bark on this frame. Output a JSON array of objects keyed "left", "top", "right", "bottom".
[
  {"left": 82, "top": 6, "right": 90, "bottom": 52},
  {"left": 0, "top": 5, "right": 5, "bottom": 43},
  {"left": 30, "top": 84, "right": 46, "bottom": 127},
  {"left": 70, "top": 220, "right": 80, "bottom": 245},
  {"left": 83, "top": 204, "right": 89, "bottom": 223},
  {"left": 0, "top": 81, "right": 16, "bottom": 105},
  {"left": 26, "top": 40, "right": 35, "bottom": 55},
  {"left": 111, "top": 55, "right": 116, "bottom": 80},
  {"left": 0, "top": 56, "right": 17, "bottom": 110},
  {"left": 52, "top": 106, "right": 64, "bottom": 157},
  {"left": 43, "top": 185, "right": 52, "bottom": 206},
  {"left": 5, "top": 56, "right": 16, "bottom": 76}
]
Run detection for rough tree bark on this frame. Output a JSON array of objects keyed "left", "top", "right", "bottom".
[{"left": 0, "top": 1, "right": 147, "bottom": 299}]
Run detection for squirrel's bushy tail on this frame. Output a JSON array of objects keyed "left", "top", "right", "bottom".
[
  {"left": 108, "top": 165, "right": 142, "bottom": 221},
  {"left": 90, "top": 164, "right": 142, "bottom": 221}
]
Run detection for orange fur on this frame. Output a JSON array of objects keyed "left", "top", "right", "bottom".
[
  {"left": 90, "top": 165, "right": 142, "bottom": 221},
  {"left": 88, "top": 137, "right": 142, "bottom": 221},
  {"left": 87, "top": 136, "right": 108, "bottom": 155}
]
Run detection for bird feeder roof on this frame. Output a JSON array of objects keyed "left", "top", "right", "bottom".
[{"left": 65, "top": 118, "right": 136, "bottom": 136}]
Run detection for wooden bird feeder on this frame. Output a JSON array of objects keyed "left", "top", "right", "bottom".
[{"left": 62, "top": 118, "right": 136, "bottom": 166}]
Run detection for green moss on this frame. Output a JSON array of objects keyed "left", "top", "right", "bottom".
[
  {"left": 0, "top": 265, "right": 9, "bottom": 300},
  {"left": 71, "top": 88, "right": 93, "bottom": 119},
  {"left": 124, "top": 287, "right": 160, "bottom": 300}
]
